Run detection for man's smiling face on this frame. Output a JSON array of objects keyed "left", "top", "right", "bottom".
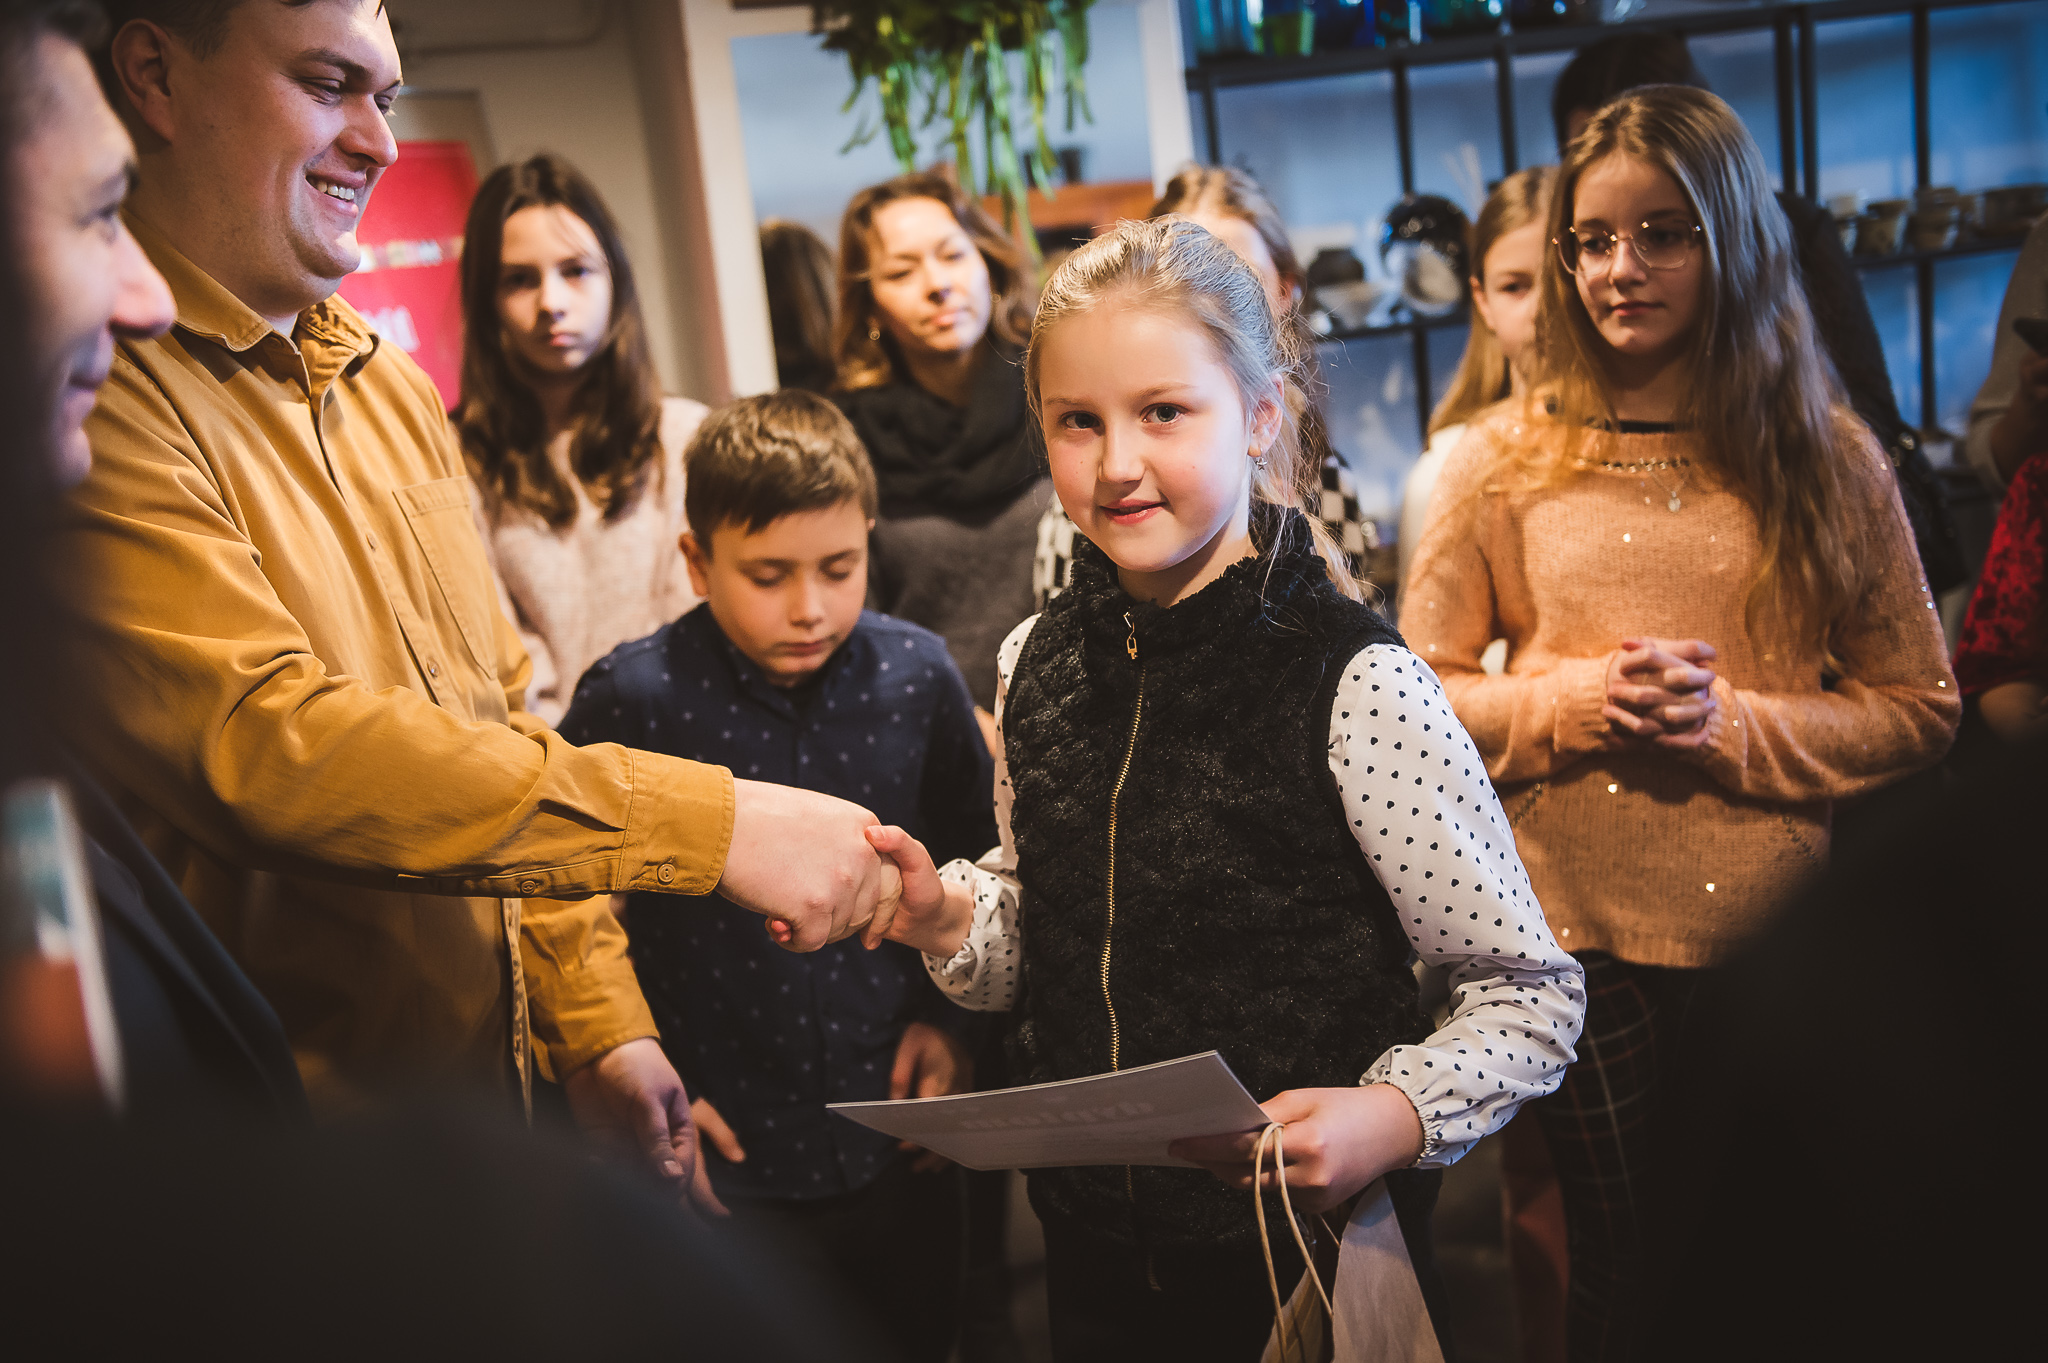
[{"left": 112, "top": 0, "right": 401, "bottom": 327}]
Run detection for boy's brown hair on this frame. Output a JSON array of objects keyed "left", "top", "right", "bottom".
[{"left": 683, "top": 390, "right": 878, "bottom": 546}]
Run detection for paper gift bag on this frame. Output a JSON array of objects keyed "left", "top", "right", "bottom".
[{"left": 1260, "top": 1178, "right": 1445, "bottom": 1363}]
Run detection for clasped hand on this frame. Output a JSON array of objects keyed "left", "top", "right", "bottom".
[{"left": 1603, "top": 636, "right": 1719, "bottom": 749}]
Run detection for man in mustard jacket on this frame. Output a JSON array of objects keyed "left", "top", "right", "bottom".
[{"left": 65, "top": 0, "right": 893, "bottom": 1197}]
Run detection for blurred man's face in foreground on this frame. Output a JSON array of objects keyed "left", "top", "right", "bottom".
[{"left": 9, "top": 33, "right": 172, "bottom": 484}]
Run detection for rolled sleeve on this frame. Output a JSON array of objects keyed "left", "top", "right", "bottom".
[{"left": 521, "top": 895, "right": 658, "bottom": 1079}]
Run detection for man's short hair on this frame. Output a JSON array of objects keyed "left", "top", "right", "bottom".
[
  {"left": 683, "top": 391, "right": 879, "bottom": 546},
  {"left": 96, "top": 0, "right": 378, "bottom": 57},
  {"left": 2, "top": 0, "right": 108, "bottom": 140},
  {"left": 1551, "top": 34, "right": 1708, "bottom": 150}
]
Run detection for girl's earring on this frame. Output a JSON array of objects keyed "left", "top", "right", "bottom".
[
  {"left": 868, "top": 322, "right": 882, "bottom": 344},
  {"left": 1253, "top": 452, "right": 1269, "bottom": 470}
]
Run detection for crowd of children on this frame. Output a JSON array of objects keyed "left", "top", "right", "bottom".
[
  {"left": 453, "top": 70, "right": 2032, "bottom": 1360},
  {"left": 15, "top": 1, "right": 2037, "bottom": 1357}
]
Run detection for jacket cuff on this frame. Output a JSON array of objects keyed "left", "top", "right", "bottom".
[
  {"left": 522, "top": 899, "right": 660, "bottom": 1079},
  {"left": 1551, "top": 653, "right": 1617, "bottom": 756},
  {"left": 617, "top": 751, "right": 735, "bottom": 895}
]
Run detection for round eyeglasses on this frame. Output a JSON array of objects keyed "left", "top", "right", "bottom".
[{"left": 1554, "top": 220, "right": 1704, "bottom": 276}]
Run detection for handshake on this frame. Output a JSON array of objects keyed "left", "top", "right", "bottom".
[{"left": 714, "top": 779, "right": 972, "bottom": 958}]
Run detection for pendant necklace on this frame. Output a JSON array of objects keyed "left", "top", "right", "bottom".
[{"left": 1647, "top": 462, "right": 1689, "bottom": 513}]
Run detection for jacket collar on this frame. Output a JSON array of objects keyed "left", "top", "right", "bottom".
[
  {"left": 126, "top": 207, "right": 378, "bottom": 364},
  {"left": 1060, "top": 503, "right": 1340, "bottom": 663}
]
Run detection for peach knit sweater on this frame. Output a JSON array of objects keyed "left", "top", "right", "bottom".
[{"left": 1403, "top": 406, "right": 1960, "bottom": 968}]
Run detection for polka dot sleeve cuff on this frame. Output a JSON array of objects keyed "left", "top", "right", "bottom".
[
  {"left": 924, "top": 853, "right": 1023, "bottom": 1011},
  {"left": 921, "top": 615, "right": 1036, "bottom": 1012},
  {"left": 1335, "top": 645, "right": 1587, "bottom": 1167}
]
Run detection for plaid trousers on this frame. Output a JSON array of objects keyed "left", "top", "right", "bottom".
[{"left": 1534, "top": 950, "right": 1713, "bottom": 1363}]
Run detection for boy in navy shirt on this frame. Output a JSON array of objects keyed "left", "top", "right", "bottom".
[{"left": 558, "top": 391, "right": 994, "bottom": 1361}]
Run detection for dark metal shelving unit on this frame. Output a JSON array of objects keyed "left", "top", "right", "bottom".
[
  {"left": 1319, "top": 308, "right": 1471, "bottom": 345},
  {"left": 1187, "top": 0, "right": 2044, "bottom": 440}
]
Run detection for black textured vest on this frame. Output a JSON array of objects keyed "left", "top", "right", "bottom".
[{"left": 1004, "top": 507, "right": 1431, "bottom": 1250}]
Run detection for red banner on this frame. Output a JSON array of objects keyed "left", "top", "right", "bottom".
[{"left": 335, "top": 140, "right": 479, "bottom": 411}]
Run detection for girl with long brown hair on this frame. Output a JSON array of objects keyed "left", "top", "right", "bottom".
[
  {"left": 1403, "top": 86, "right": 1958, "bottom": 1359},
  {"left": 830, "top": 168, "right": 1047, "bottom": 720},
  {"left": 457, "top": 153, "right": 706, "bottom": 725}
]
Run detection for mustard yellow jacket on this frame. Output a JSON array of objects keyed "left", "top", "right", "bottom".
[{"left": 60, "top": 214, "right": 734, "bottom": 1113}]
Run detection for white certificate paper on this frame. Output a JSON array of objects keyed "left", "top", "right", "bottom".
[{"left": 827, "top": 1051, "right": 1269, "bottom": 1171}]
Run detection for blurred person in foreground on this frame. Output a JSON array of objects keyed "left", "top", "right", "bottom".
[
  {"left": 63, "top": 0, "right": 893, "bottom": 1190},
  {"left": 2, "top": 0, "right": 300, "bottom": 1118}
]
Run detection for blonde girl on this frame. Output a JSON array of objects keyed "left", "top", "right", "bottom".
[
  {"left": 1397, "top": 166, "right": 1555, "bottom": 594},
  {"left": 1403, "top": 86, "right": 1959, "bottom": 1360},
  {"left": 863, "top": 218, "right": 1582, "bottom": 1362},
  {"left": 1033, "top": 164, "right": 1381, "bottom": 607}
]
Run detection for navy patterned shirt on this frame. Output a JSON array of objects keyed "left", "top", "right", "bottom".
[{"left": 558, "top": 604, "right": 997, "bottom": 1201}]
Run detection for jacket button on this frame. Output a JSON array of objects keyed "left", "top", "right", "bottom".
[
  {"left": 518, "top": 878, "right": 540, "bottom": 895},
  {"left": 428, "top": 663, "right": 440, "bottom": 678},
  {"left": 657, "top": 863, "right": 676, "bottom": 884}
]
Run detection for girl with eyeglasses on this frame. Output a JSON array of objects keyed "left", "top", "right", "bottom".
[{"left": 1403, "top": 86, "right": 1958, "bottom": 1361}]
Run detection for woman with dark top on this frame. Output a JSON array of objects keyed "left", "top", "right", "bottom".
[{"left": 831, "top": 170, "right": 1051, "bottom": 718}]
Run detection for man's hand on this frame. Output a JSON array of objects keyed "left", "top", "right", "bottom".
[
  {"left": 1167, "top": 1083, "right": 1427, "bottom": 1215},
  {"left": 718, "top": 779, "right": 889, "bottom": 952},
  {"left": 890, "top": 1021, "right": 973, "bottom": 1172},
  {"left": 562, "top": 1037, "right": 722, "bottom": 1216}
]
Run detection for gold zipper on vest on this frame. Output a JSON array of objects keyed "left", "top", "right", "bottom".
[
  {"left": 1104, "top": 612, "right": 1145, "bottom": 1072},
  {"left": 1113, "top": 612, "right": 1158, "bottom": 1290}
]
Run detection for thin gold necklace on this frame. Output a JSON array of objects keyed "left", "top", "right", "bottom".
[{"left": 1589, "top": 456, "right": 1693, "bottom": 512}]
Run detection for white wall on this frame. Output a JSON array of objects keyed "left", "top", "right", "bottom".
[{"left": 394, "top": 0, "right": 702, "bottom": 397}]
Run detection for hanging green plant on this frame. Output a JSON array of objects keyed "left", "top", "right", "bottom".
[{"left": 811, "top": 1, "right": 1095, "bottom": 258}]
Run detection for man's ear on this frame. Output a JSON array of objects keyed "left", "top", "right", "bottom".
[
  {"left": 108, "top": 20, "right": 179, "bottom": 146},
  {"left": 678, "top": 531, "right": 713, "bottom": 599}
]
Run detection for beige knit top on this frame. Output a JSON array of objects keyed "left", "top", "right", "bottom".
[
  {"left": 473, "top": 397, "right": 707, "bottom": 726},
  {"left": 1402, "top": 405, "right": 1960, "bottom": 968}
]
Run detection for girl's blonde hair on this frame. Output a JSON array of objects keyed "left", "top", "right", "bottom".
[
  {"left": 1519, "top": 85, "right": 1863, "bottom": 644},
  {"left": 1024, "top": 217, "right": 1365, "bottom": 602},
  {"left": 1429, "top": 166, "right": 1556, "bottom": 436}
]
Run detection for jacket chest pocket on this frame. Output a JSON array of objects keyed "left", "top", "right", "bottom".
[{"left": 394, "top": 476, "right": 501, "bottom": 677}]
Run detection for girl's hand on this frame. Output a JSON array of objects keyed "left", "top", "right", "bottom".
[
  {"left": 858, "top": 825, "right": 975, "bottom": 959},
  {"left": 1604, "top": 637, "right": 1718, "bottom": 742},
  {"left": 1165, "top": 1084, "right": 1426, "bottom": 1215}
]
